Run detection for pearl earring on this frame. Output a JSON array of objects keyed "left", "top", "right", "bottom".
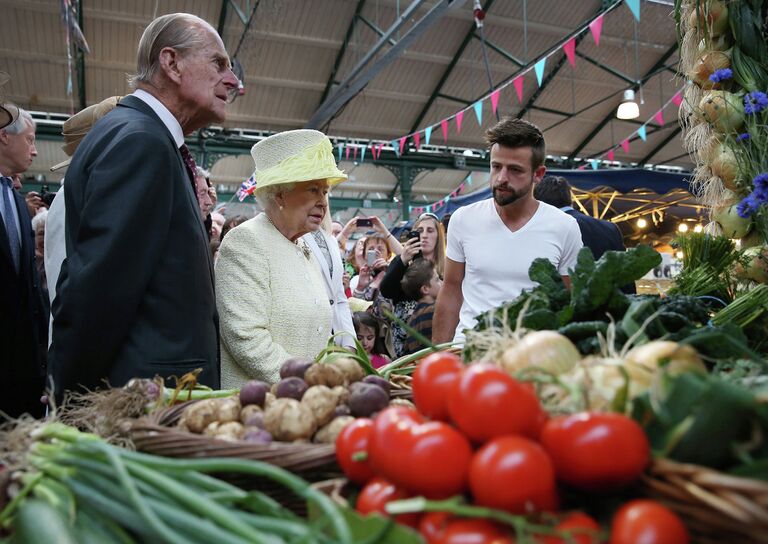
[{"left": 279, "top": 205, "right": 284, "bottom": 210}]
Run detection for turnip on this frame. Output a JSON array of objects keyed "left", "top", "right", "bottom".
[
  {"left": 275, "top": 377, "right": 309, "bottom": 401},
  {"left": 279, "top": 356, "right": 314, "bottom": 379},
  {"left": 239, "top": 380, "right": 270, "bottom": 407},
  {"left": 348, "top": 383, "right": 389, "bottom": 417}
]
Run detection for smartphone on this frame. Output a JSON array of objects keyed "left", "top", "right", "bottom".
[
  {"left": 357, "top": 217, "right": 373, "bottom": 228},
  {"left": 408, "top": 230, "right": 420, "bottom": 241},
  {"left": 366, "top": 249, "right": 377, "bottom": 266}
]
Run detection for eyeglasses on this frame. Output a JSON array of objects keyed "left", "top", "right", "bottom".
[{"left": 418, "top": 212, "right": 440, "bottom": 221}]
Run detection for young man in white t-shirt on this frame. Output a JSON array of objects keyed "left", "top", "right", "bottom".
[{"left": 433, "top": 117, "right": 583, "bottom": 343}]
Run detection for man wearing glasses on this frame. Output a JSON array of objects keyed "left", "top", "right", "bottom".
[
  {"left": 433, "top": 118, "right": 582, "bottom": 344},
  {"left": 49, "top": 13, "right": 239, "bottom": 400}
]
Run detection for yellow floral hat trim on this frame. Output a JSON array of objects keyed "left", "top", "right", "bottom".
[{"left": 254, "top": 137, "right": 347, "bottom": 189}]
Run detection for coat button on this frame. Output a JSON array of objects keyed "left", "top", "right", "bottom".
[{"left": 329, "top": 299, "right": 334, "bottom": 305}]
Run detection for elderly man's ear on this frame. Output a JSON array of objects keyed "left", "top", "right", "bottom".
[{"left": 158, "top": 47, "right": 184, "bottom": 85}]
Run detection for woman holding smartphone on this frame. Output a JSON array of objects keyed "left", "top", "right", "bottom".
[{"left": 379, "top": 212, "right": 447, "bottom": 356}]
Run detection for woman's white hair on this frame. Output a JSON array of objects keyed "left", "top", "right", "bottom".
[
  {"left": 253, "top": 182, "right": 296, "bottom": 209},
  {"left": 128, "top": 13, "right": 210, "bottom": 89},
  {"left": 31, "top": 209, "right": 48, "bottom": 233}
]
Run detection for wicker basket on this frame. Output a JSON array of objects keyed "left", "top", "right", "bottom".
[{"left": 642, "top": 458, "right": 768, "bottom": 544}]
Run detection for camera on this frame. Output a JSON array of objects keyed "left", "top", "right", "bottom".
[
  {"left": 366, "top": 249, "right": 377, "bottom": 266},
  {"left": 39, "top": 184, "right": 56, "bottom": 207},
  {"left": 356, "top": 217, "right": 373, "bottom": 228}
]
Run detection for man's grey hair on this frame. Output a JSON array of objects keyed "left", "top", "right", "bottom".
[
  {"left": 195, "top": 165, "right": 210, "bottom": 179},
  {"left": 31, "top": 208, "right": 48, "bottom": 233},
  {"left": 3, "top": 107, "right": 34, "bottom": 135},
  {"left": 253, "top": 183, "right": 296, "bottom": 209},
  {"left": 128, "top": 13, "right": 210, "bottom": 89}
]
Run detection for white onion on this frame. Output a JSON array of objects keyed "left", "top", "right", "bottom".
[{"left": 499, "top": 330, "right": 581, "bottom": 376}]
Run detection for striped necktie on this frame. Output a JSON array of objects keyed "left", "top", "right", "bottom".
[{"left": 179, "top": 144, "right": 199, "bottom": 200}]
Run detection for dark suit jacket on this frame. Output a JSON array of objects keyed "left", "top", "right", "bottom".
[
  {"left": 49, "top": 95, "right": 219, "bottom": 398},
  {"left": 0, "top": 185, "right": 47, "bottom": 417}
]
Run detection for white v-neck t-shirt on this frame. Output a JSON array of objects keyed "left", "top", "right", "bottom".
[{"left": 446, "top": 198, "right": 582, "bottom": 342}]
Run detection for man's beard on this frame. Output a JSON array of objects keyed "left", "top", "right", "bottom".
[{"left": 492, "top": 176, "right": 534, "bottom": 206}]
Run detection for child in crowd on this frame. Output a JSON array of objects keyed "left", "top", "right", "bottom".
[
  {"left": 400, "top": 259, "right": 442, "bottom": 355},
  {"left": 352, "top": 311, "right": 391, "bottom": 369}
]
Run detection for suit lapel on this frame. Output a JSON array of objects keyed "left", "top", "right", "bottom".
[
  {"left": 0, "top": 209, "right": 12, "bottom": 269},
  {"left": 307, "top": 233, "right": 334, "bottom": 292}
]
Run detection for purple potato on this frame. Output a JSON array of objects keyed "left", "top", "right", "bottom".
[
  {"left": 348, "top": 383, "right": 389, "bottom": 418},
  {"left": 243, "top": 428, "right": 273, "bottom": 444},
  {"left": 279, "top": 357, "right": 315, "bottom": 379},
  {"left": 334, "top": 404, "right": 352, "bottom": 417},
  {"left": 239, "top": 380, "right": 270, "bottom": 407},
  {"left": 241, "top": 410, "right": 265, "bottom": 429},
  {"left": 275, "top": 377, "right": 309, "bottom": 401},
  {"left": 362, "top": 375, "right": 391, "bottom": 397}
]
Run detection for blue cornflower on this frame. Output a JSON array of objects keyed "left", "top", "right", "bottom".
[
  {"left": 736, "top": 132, "right": 750, "bottom": 141},
  {"left": 709, "top": 68, "right": 733, "bottom": 83},
  {"left": 736, "top": 194, "right": 760, "bottom": 218},
  {"left": 744, "top": 91, "right": 768, "bottom": 115},
  {"left": 753, "top": 173, "right": 768, "bottom": 196}
]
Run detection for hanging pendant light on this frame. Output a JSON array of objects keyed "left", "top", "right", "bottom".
[{"left": 617, "top": 89, "right": 640, "bottom": 120}]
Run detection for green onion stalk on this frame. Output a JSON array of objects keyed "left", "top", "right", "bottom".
[{"left": 0, "top": 422, "right": 352, "bottom": 544}]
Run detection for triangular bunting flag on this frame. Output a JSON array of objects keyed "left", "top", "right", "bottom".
[
  {"left": 370, "top": 142, "right": 377, "bottom": 160},
  {"left": 337, "top": 145, "right": 342, "bottom": 161},
  {"left": 625, "top": 0, "right": 640, "bottom": 21},
  {"left": 345, "top": 146, "right": 350, "bottom": 160},
  {"left": 490, "top": 89, "right": 500, "bottom": 115},
  {"left": 654, "top": 110, "right": 664, "bottom": 125},
  {"left": 398, "top": 136, "right": 407, "bottom": 155},
  {"left": 513, "top": 76, "right": 524, "bottom": 103},
  {"left": 577, "top": 164, "right": 587, "bottom": 170},
  {"left": 455, "top": 111, "right": 464, "bottom": 134},
  {"left": 671, "top": 92, "right": 683, "bottom": 107},
  {"left": 606, "top": 149, "right": 615, "bottom": 162},
  {"left": 377, "top": 143, "right": 385, "bottom": 159},
  {"left": 412, "top": 133, "right": 420, "bottom": 151},
  {"left": 620, "top": 139, "right": 630, "bottom": 153},
  {"left": 473, "top": 101, "right": 483, "bottom": 125},
  {"left": 360, "top": 145, "right": 366, "bottom": 162},
  {"left": 563, "top": 38, "right": 576, "bottom": 67},
  {"left": 589, "top": 159, "right": 599, "bottom": 170},
  {"left": 441, "top": 120, "right": 449, "bottom": 142},
  {"left": 589, "top": 15, "right": 604, "bottom": 46},
  {"left": 391, "top": 140, "right": 400, "bottom": 157},
  {"left": 353, "top": 146, "right": 358, "bottom": 160},
  {"left": 466, "top": 174, "right": 472, "bottom": 185},
  {"left": 425, "top": 126, "right": 432, "bottom": 146},
  {"left": 637, "top": 125, "right": 647, "bottom": 141},
  {"left": 534, "top": 58, "right": 547, "bottom": 87}
]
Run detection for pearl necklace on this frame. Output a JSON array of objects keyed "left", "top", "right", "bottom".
[{"left": 265, "top": 213, "right": 312, "bottom": 259}]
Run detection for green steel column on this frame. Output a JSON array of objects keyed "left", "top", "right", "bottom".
[{"left": 400, "top": 164, "right": 412, "bottom": 220}]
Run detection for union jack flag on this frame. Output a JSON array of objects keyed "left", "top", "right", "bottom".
[{"left": 235, "top": 175, "right": 257, "bottom": 201}]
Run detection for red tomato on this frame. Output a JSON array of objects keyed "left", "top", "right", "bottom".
[
  {"left": 610, "top": 500, "right": 689, "bottom": 544},
  {"left": 539, "top": 512, "right": 602, "bottom": 544},
  {"left": 412, "top": 352, "right": 465, "bottom": 421},
  {"left": 335, "top": 418, "right": 375, "bottom": 485},
  {"left": 540, "top": 412, "right": 649, "bottom": 491},
  {"left": 355, "top": 477, "right": 420, "bottom": 528},
  {"left": 368, "top": 407, "right": 473, "bottom": 498},
  {"left": 469, "top": 435, "right": 557, "bottom": 515},
  {"left": 448, "top": 364, "right": 543, "bottom": 443},
  {"left": 436, "top": 519, "right": 514, "bottom": 544},
  {"left": 419, "top": 512, "right": 452, "bottom": 544}
]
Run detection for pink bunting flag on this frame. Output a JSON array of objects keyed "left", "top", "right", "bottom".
[
  {"left": 413, "top": 132, "right": 421, "bottom": 150},
  {"left": 606, "top": 149, "right": 615, "bottom": 162},
  {"left": 589, "top": 15, "right": 604, "bottom": 46},
  {"left": 620, "top": 139, "right": 630, "bottom": 153},
  {"left": 441, "top": 120, "right": 449, "bottom": 142},
  {"left": 455, "top": 111, "right": 464, "bottom": 134},
  {"left": 370, "top": 142, "right": 378, "bottom": 160},
  {"left": 671, "top": 92, "right": 683, "bottom": 107},
  {"left": 490, "top": 89, "right": 500, "bottom": 115},
  {"left": 563, "top": 38, "right": 576, "bottom": 67},
  {"left": 398, "top": 137, "right": 407, "bottom": 155},
  {"left": 345, "top": 146, "right": 350, "bottom": 160},
  {"left": 513, "top": 76, "right": 524, "bottom": 103},
  {"left": 377, "top": 143, "right": 385, "bottom": 159},
  {"left": 654, "top": 110, "right": 664, "bottom": 125},
  {"left": 577, "top": 164, "right": 587, "bottom": 170},
  {"left": 353, "top": 146, "right": 358, "bottom": 160}
]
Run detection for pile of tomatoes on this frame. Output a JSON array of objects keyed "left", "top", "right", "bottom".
[{"left": 335, "top": 352, "right": 690, "bottom": 543}]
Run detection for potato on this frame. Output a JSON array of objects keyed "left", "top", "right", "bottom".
[
  {"left": 304, "top": 362, "right": 346, "bottom": 388},
  {"left": 214, "top": 421, "right": 245, "bottom": 442},
  {"left": 314, "top": 416, "right": 355, "bottom": 444},
  {"left": 275, "top": 377, "right": 309, "bottom": 401},
  {"left": 240, "top": 404, "right": 264, "bottom": 427},
  {"left": 215, "top": 397, "right": 241, "bottom": 423},
  {"left": 280, "top": 356, "right": 315, "bottom": 379},
  {"left": 389, "top": 398, "right": 415, "bottom": 409},
  {"left": 263, "top": 398, "right": 317, "bottom": 441},
  {"left": 203, "top": 421, "right": 220, "bottom": 436},
  {"left": 301, "top": 385, "right": 340, "bottom": 427},
  {"left": 332, "top": 386, "right": 350, "bottom": 405},
  {"left": 240, "top": 380, "right": 270, "bottom": 407},
  {"left": 243, "top": 428, "right": 272, "bottom": 444},
  {"left": 264, "top": 392, "right": 276, "bottom": 409},
  {"left": 363, "top": 375, "right": 391, "bottom": 396},
  {"left": 348, "top": 383, "right": 389, "bottom": 417},
  {"left": 334, "top": 404, "right": 352, "bottom": 417},
  {"left": 178, "top": 399, "right": 219, "bottom": 433},
  {"left": 330, "top": 356, "right": 365, "bottom": 384}
]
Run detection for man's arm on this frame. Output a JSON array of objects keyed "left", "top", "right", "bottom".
[{"left": 432, "top": 257, "right": 465, "bottom": 343}]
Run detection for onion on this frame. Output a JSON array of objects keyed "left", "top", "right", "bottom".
[
  {"left": 699, "top": 91, "right": 745, "bottom": 133},
  {"left": 697, "top": 35, "right": 731, "bottom": 53},
  {"left": 626, "top": 341, "right": 706, "bottom": 375},
  {"left": 739, "top": 229, "right": 764, "bottom": 249},
  {"left": 712, "top": 196, "right": 752, "bottom": 238},
  {"left": 499, "top": 330, "right": 581, "bottom": 376},
  {"left": 734, "top": 246, "right": 768, "bottom": 283},
  {"left": 709, "top": 143, "right": 741, "bottom": 190},
  {"left": 688, "top": 0, "right": 729, "bottom": 37},
  {"left": 561, "top": 357, "right": 653, "bottom": 412},
  {"left": 689, "top": 49, "right": 731, "bottom": 89}
]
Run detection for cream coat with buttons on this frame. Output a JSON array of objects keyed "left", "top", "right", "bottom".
[{"left": 216, "top": 213, "right": 332, "bottom": 387}]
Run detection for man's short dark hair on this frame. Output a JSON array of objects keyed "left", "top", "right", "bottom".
[
  {"left": 534, "top": 175, "right": 572, "bottom": 208},
  {"left": 485, "top": 117, "right": 546, "bottom": 170},
  {"left": 400, "top": 259, "right": 435, "bottom": 300}
]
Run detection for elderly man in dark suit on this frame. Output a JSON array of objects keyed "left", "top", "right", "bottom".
[
  {"left": 0, "top": 107, "right": 48, "bottom": 417},
  {"left": 49, "top": 13, "right": 238, "bottom": 399}
]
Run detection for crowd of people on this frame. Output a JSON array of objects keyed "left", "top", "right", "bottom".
[{"left": 0, "top": 11, "right": 630, "bottom": 419}]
